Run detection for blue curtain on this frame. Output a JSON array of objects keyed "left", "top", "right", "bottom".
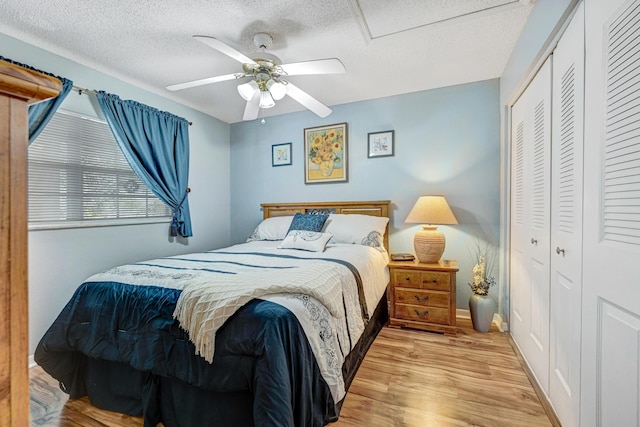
[
  {"left": 29, "top": 78, "right": 73, "bottom": 143},
  {"left": 0, "top": 56, "right": 73, "bottom": 143},
  {"left": 95, "top": 91, "right": 193, "bottom": 237}
]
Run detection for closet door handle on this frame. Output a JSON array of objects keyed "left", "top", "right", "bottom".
[
  {"left": 556, "top": 247, "right": 565, "bottom": 256},
  {"left": 531, "top": 238, "right": 538, "bottom": 245}
]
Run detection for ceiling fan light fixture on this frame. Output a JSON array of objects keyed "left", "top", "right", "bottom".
[
  {"left": 259, "top": 90, "right": 275, "bottom": 109},
  {"left": 237, "top": 80, "right": 259, "bottom": 101},
  {"left": 267, "top": 79, "right": 286, "bottom": 100},
  {"left": 172, "top": 33, "right": 338, "bottom": 120}
]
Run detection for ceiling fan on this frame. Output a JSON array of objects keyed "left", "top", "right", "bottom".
[{"left": 166, "top": 33, "right": 346, "bottom": 121}]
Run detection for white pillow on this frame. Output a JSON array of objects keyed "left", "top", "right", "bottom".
[
  {"left": 247, "top": 216, "right": 294, "bottom": 241},
  {"left": 278, "top": 230, "right": 333, "bottom": 252},
  {"left": 323, "top": 214, "right": 389, "bottom": 251}
]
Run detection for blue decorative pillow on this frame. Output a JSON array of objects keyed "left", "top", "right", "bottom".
[{"left": 287, "top": 213, "right": 329, "bottom": 234}]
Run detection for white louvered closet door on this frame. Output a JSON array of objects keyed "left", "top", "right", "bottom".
[
  {"left": 509, "top": 57, "right": 552, "bottom": 394},
  {"left": 582, "top": 0, "right": 640, "bottom": 425},
  {"left": 549, "top": 3, "right": 584, "bottom": 426}
]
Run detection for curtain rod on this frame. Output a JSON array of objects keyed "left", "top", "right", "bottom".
[
  {"left": 72, "top": 85, "right": 97, "bottom": 95},
  {"left": 72, "top": 85, "right": 192, "bottom": 126}
]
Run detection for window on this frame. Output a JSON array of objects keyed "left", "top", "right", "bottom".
[{"left": 28, "top": 110, "right": 171, "bottom": 228}]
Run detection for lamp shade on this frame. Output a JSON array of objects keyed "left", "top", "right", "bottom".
[
  {"left": 259, "top": 90, "right": 275, "bottom": 108},
  {"left": 237, "top": 80, "right": 259, "bottom": 101},
  {"left": 405, "top": 196, "right": 458, "bottom": 263},
  {"left": 405, "top": 196, "right": 458, "bottom": 225},
  {"left": 267, "top": 79, "right": 286, "bottom": 100}
]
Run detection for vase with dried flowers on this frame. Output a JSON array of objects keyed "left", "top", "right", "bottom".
[{"left": 468, "top": 241, "right": 497, "bottom": 332}]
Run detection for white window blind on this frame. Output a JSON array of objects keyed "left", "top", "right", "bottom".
[{"left": 28, "top": 110, "right": 171, "bottom": 227}]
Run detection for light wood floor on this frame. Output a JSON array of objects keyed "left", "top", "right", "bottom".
[{"left": 30, "top": 318, "right": 555, "bottom": 426}]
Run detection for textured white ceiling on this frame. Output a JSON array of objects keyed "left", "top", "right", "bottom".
[{"left": 0, "top": 0, "right": 533, "bottom": 123}]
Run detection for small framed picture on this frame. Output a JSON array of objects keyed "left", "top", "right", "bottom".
[
  {"left": 367, "top": 130, "right": 394, "bottom": 158},
  {"left": 272, "top": 142, "right": 292, "bottom": 167}
]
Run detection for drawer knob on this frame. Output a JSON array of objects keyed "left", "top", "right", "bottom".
[
  {"left": 414, "top": 309, "right": 429, "bottom": 317},
  {"left": 414, "top": 295, "right": 429, "bottom": 303},
  {"left": 404, "top": 276, "right": 411, "bottom": 281}
]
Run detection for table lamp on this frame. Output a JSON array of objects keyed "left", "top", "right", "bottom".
[{"left": 405, "top": 195, "right": 458, "bottom": 263}]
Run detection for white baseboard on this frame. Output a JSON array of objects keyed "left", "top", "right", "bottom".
[
  {"left": 456, "top": 308, "right": 508, "bottom": 332},
  {"left": 456, "top": 308, "right": 471, "bottom": 319}
]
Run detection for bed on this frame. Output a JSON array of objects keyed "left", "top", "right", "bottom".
[{"left": 35, "top": 200, "right": 391, "bottom": 427}]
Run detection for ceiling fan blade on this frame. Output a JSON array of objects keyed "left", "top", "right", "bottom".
[
  {"left": 167, "top": 73, "right": 239, "bottom": 91},
  {"left": 193, "top": 35, "right": 257, "bottom": 65},
  {"left": 243, "top": 92, "right": 261, "bottom": 121},
  {"left": 279, "top": 58, "right": 345, "bottom": 76},
  {"left": 284, "top": 81, "right": 332, "bottom": 118}
]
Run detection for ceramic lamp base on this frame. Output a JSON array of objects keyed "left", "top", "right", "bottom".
[{"left": 413, "top": 226, "right": 444, "bottom": 263}]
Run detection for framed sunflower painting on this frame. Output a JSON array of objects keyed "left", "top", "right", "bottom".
[{"left": 304, "top": 122, "right": 348, "bottom": 184}]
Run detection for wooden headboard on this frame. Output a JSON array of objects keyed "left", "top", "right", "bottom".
[{"left": 261, "top": 200, "right": 391, "bottom": 252}]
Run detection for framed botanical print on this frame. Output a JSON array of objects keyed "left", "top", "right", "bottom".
[
  {"left": 304, "top": 122, "right": 348, "bottom": 184},
  {"left": 367, "top": 130, "right": 394, "bottom": 158},
  {"left": 272, "top": 142, "right": 292, "bottom": 166}
]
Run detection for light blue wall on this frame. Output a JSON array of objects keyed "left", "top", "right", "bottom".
[
  {"left": 0, "top": 32, "right": 232, "bottom": 353},
  {"left": 230, "top": 79, "right": 501, "bottom": 311}
]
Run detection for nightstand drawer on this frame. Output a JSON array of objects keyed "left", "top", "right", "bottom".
[
  {"left": 394, "top": 304, "right": 450, "bottom": 325},
  {"left": 395, "top": 288, "right": 449, "bottom": 308},
  {"left": 392, "top": 269, "right": 450, "bottom": 291}
]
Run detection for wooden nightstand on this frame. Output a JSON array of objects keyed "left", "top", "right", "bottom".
[{"left": 388, "top": 259, "right": 458, "bottom": 335}]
